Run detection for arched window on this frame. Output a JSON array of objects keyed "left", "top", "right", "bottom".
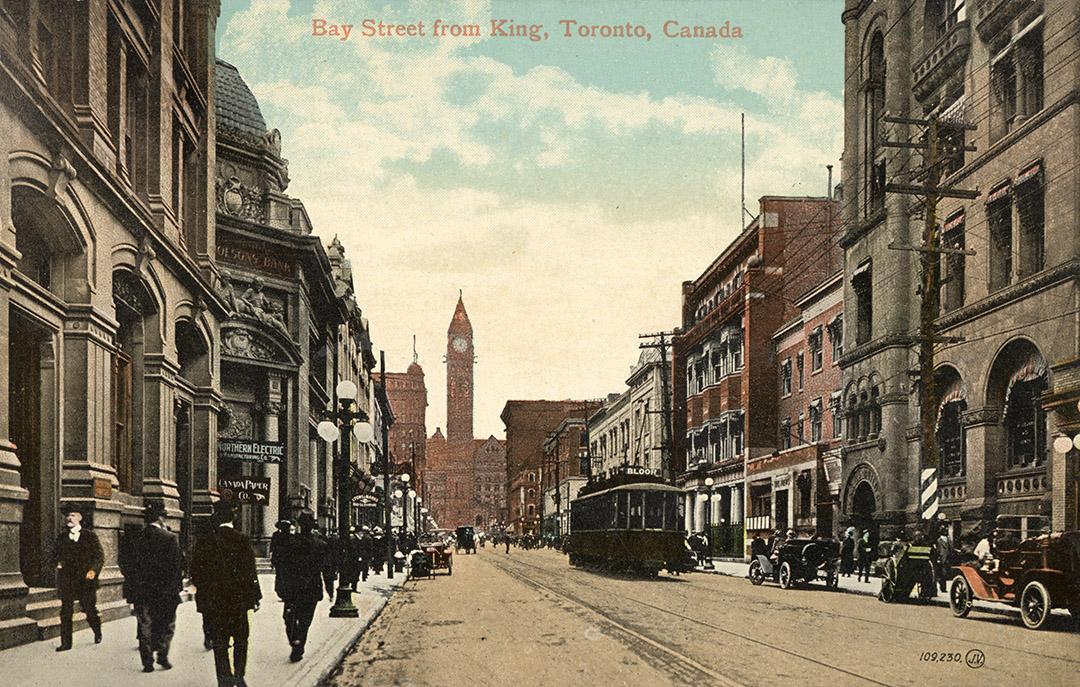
[{"left": 1005, "top": 375, "right": 1048, "bottom": 469}]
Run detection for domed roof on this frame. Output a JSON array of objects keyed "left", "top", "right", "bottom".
[
  {"left": 215, "top": 59, "right": 267, "bottom": 138},
  {"left": 407, "top": 361, "right": 424, "bottom": 375}
]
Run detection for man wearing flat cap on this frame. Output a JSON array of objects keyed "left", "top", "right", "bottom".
[
  {"left": 53, "top": 504, "right": 104, "bottom": 651},
  {"left": 191, "top": 500, "right": 261, "bottom": 687},
  {"left": 128, "top": 501, "right": 183, "bottom": 672}
]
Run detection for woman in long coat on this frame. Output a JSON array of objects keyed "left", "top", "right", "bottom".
[{"left": 840, "top": 527, "right": 856, "bottom": 577}]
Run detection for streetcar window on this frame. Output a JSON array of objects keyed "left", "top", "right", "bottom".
[
  {"left": 645, "top": 491, "right": 664, "bottom": 529},
  {"left": 616, "top": 491, "right": 628, "bottom": 528},
  {"left": 664, "top": 493, "right": 678, "bottom": 530},
  {"left": 629, "top": 491, "right": 644, "bottom": 529}
]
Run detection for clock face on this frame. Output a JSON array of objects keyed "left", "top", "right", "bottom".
[{"left": 452, "top": 336, "right": 468, "bottom": 352}]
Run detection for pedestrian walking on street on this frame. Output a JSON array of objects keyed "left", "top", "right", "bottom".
[
  {"left": 319, "top": 527, "right": 338, "bottom": 598},
  {"left": 279, "top": 512, "right": 327, "bottom": 662},
  {"left": 128, "top": 502, "right": 183, "bottom": 672},
  {"left": 191, "top": 501, "right": 261, "bottom": 687},
  {"left": 840, "top": 527, "right": 856, "bottom": 578},
  {"left": 934, "top": 530, "right": 952, "bottom": 592},
  {"left": 504, "top": 535, "right": 510, "bottom": 555},
  {"left": 371, "top": 526, "right": 386, "bottom": 575},
  {"left": 358, "top": 525, "right": 373, "bottom": 582},
  {"left": 270, "top": 519, "right": 292, "bottom": 600},
  {"left": 856, "top": 529, "right": 873, "bottom": 583},
  {"left": 53, "top": 504, "right": 104, "bottom": 652}
]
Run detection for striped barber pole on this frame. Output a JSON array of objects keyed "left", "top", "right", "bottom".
[{"left": 920, "top": 468, "right": 939, "bottom": 520}]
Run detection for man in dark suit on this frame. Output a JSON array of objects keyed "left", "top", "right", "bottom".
[
  {"left": 129, "top": 502, "right": 183, "bottom": 672},
  {"left": 191, "top": 501, "right": 261, "bottom": 687},
  {"left": 53, "top": 504, "right": 104, "bottom": 651},
  {"left": 278, "top": 512, "right": 327, "bottom": 661}
]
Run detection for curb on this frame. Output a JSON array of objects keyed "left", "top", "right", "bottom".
[{"left": 315, "top": 576, "right": 407, "bottom": 687}]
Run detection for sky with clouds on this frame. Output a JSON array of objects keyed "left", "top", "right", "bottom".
[{"left": 216, "top": 0, "right": 845, "bottom": 438}]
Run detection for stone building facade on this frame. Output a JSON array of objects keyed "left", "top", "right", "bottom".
[
  {"left": 839, "top": 0, "right": 1080, "bottom": 539},
  {"left": 673, "top": 196, "right": 841, "bottom": 555},
  {"left": 214, "top": 59, "right": 375, "bottom": 550},
  {"left": 746, "top": 272, "right": 844, "bottom": 543},
  {"left": 0, "top": 0, "right": 225, "bottom": 648}
]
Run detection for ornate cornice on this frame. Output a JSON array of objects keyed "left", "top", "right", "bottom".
[
  {"left": 962, "top": 406, "right": 1000, "bottom": 427},
  {"left": 937, "top": 259, "right": 1079, "bottom": 330},
  {"left": 839, "top": 208, "right": 886, "bottom": 249},
  {"left": 840, "top": 332, "right": 916, "bottom": 368}
]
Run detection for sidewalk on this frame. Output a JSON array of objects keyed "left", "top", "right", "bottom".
[{"left": 4, "top": 570, "right": 406, "bottom": 687}]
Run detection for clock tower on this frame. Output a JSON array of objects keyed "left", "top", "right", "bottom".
[{"left": 446, "top": 291, "right": 474, "bottom": 444}]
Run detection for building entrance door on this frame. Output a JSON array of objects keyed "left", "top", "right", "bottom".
[
  {"left": 9, "top": 309, "right": 54, "bottom": 587},
  {"left": 775, "top": 489, "right": 789, "bottom": 531}
]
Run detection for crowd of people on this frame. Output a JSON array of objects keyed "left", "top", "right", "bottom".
[{"left": 48, "top": 501, "right": 423, "bottom": 687}]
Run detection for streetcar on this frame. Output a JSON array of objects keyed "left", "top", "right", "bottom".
[{"left": 566, "top": 470, "right": 688, "bottom": 576}]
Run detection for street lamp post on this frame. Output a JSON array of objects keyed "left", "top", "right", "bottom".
[
  {"left": 400, "top": 473, "right": 411, "bottom": 538},
  {"left": 317, "top": 379, "right": 375, "bottom": 619},
  {"left": 420, "top": 507, "right": 429, "bottom": 534}
]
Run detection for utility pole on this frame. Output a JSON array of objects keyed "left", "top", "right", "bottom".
[
  {"left": 884, "top": 113, "right": 977, "bottom": 523},
  {"left": 639, "top": 331, "right": 675, "bottom": 483}
]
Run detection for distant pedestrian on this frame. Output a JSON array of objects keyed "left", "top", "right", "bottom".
[
  {"left": 934, "top": 530, "right": 952, "bottom": 592},
  {"left": 750, "top": 533, "right": 767, "bottom": 560},
  {"left": 856, "top": 530, "right": 873, "bottom": 583},
  {"left": 840, "top": 527, "right": 856, "bottom": 578},
  {"left": 53, "top": 504, "right": 104, "bottom": 652},
  {"left": 358, "top": 525, "right": 374, "bottom": 582},
  {"left": 371, "top": 527, "right": 386, "bottom": 575},
  {"left": 504, "top": 535, "right": 510, "bottom": 554},
  {"left": 191, "top": 501, "right": 261, "bottom": 687},
  {"left": 128, "top": 502, "right": 183, "bottom": 672},
  {"left": 279, "top": 513, "right": 327, "bottom": 662}
]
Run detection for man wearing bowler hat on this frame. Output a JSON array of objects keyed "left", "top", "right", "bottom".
[
  {"left": 129, "top": 501, "right": 183, "bottom": 672},
  {"left": 53, "top": 503, "right": 104, "bottom": 651},
  {"left": 191, "top": 500, "right": 261, "bottom": 687},
  {"left": 278, "top": 512, "right": 327, "bottom": 661}
]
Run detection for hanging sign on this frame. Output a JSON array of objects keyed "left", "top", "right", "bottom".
[
  {"left": 219, "top": 476, "right": 271, "bottom": 505},
  {"left": 218, "top": 438, "right": 285, "bottom": 464}
]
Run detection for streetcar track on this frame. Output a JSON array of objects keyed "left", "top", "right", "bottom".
[
  {"left": 500, "top": 553, "right": 1079, "bottom": 671},
  {"left": 490, "top": 555, "right": 903, "bottom": 687},
  {"left": 489, "top": 556, "right": 746, "bottom": 687}
]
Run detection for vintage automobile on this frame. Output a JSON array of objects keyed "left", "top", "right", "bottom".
[
  {"left": 456, "top": 526, "right": 477, "bottom": 554},
  {"left": 878, "top": 540, "right": 936, "bottom": 603},
  {"left": 416, "top": 536, "right": 453, "bottom": 577},
  {"left": 871, "top": 540, "right": 901, "bottom": 578},
  {"left": 949, "top": 530, "right": 1080, "bottom": 630},
  {"left": 749, "top": 538, "right": 841, "bottom": 589}
]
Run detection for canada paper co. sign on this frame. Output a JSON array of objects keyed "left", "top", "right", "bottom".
[{"left": 219, "top": 476, "right": 272, "bottom": 505}]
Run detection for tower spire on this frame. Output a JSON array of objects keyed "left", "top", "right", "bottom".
[{"left": 413, "top": 334, "right": 418, "bottom": 364}]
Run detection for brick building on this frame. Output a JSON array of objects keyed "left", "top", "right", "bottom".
[
  {"left": 839, "top": 0, "right": 1080, "bottom": 539},
  {"left": 540, "top": 417, "right": 589, "bottom": 539},
  {"left": 423, "top": 294, "right": 507, "bottom": 529},
  {"left": 746, "top": 272, "right": 844, "bottom": 543},
  {"left": 674, "top": 195, "right": 841, "bottom": 556},
  {"left": 379, "top": 347, "right": 428, "bottom": 495},
  {"left": 501, "top": 400, "right": 584, "bottom": 536}
]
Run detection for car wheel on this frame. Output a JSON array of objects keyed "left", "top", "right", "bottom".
[
  {"left": 1020, "top": 581, "right": 1051, "bottom": 630},
  {"left": 749, "top": 561, "right": 765, "bottom": 586},
  {"left": 949, "top": 575, "right": 972, "bottom": 618},
  {"left": 879, "top": 580, "right": 895, "bottom": 603},
  {"left": 779, "top": 561, "right": 794, "bottom": 589}
]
